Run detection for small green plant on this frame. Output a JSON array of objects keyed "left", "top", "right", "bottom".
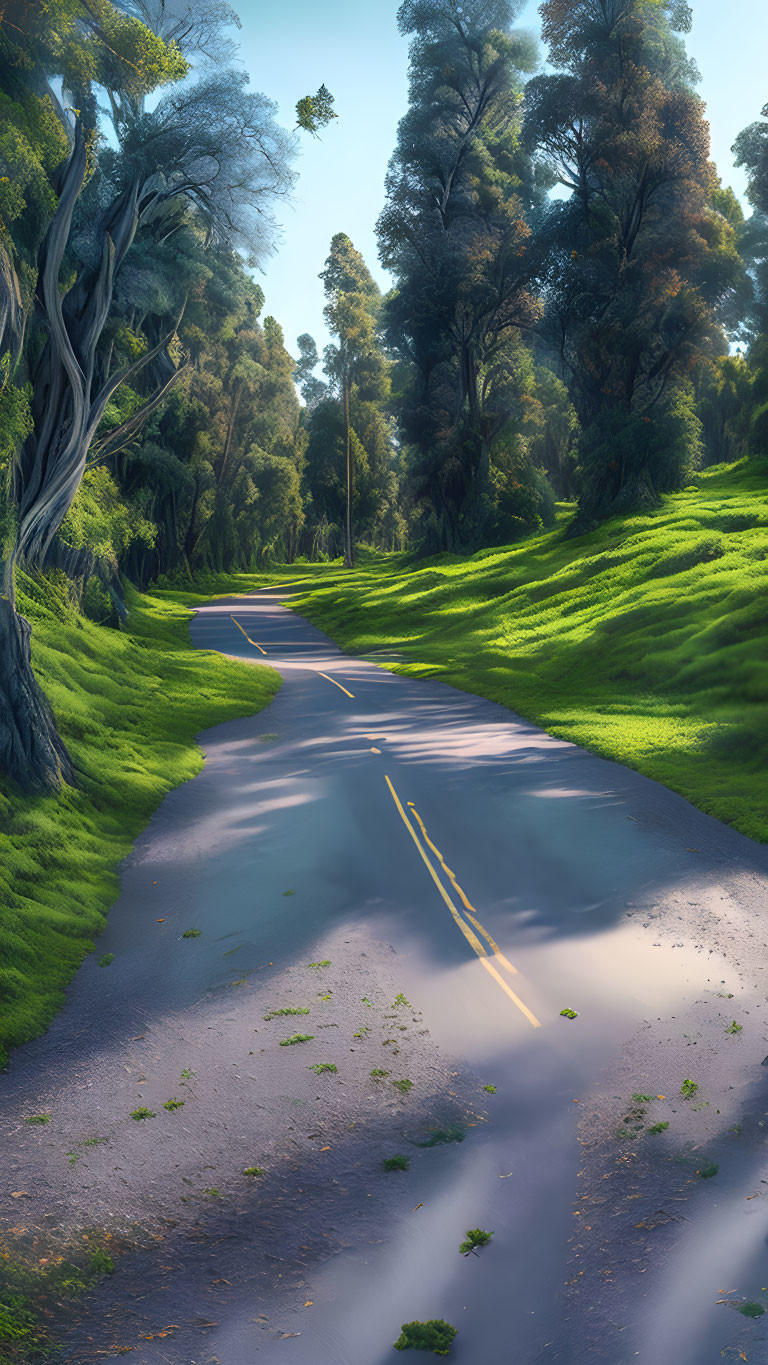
[
  {"left": 89, "top": 1250, "right": 115, "bottom": 1276},
  {"left": 393, "top": 992, "right": 412, "bottom": 1008},
  {"left": 130, "top": 1107, "right": 157, "bottom": 1121},
  {"left": 353, "top": 1026, "right": 370, "bottom": 1038},
  {"left": 726, "top": 1020, "right": 743, "bottom": 1034},
  {"left": 319, "top": 991, "right": 332, "bottom": 1002},
  {"left": 362, "top": 996, "right": 373, "bottom": 1007},
  {"left": 413, "top": 1125, "right": 465, "bottom": 1148},
  {"left": 180, "top": 1068, "right": 194, "bottom": 1080},
  {"left": 83, "top": 1137, "right": 107, "bottom": 1147},
  {"left": 307, "top": 960, "right": 331, "bottom": 969},
  {"left": 483, "top": 1084, "right": 496, "bottom": 1094},
  {"left": 25, "top": 1114, "right": 51, "bottom": 1125},
  {"left": 202, "top": 1187, "right": 222, "bottom": 1198},
  {"left": 308, "top": 1063, "right": 338, "bottom": 1074},
  {"left": 264, "top": 1007, "right": 310, "bottom": 1020},
  {"left": 632, "top": 1093, "right": 655, "bottom": 1104},
  {"left": 560, "top": 1007, "right": 578, "bottom": 1020},
  {"left": 394, "top": 1319, "right": 458, "bottom": 1355},
  {"left": 280, "top": 1033, "right": 314, "bottom": 1046},
  {"left": 163, "top": 1098, "right": 185, "bottom": 1111},
  {"left": 283, "top": 889, "right": 295, "bottom": 896},
  {"left": 393, "top": 1078, "right": 413, "bottom": 1094},
  {"left": 699, "top": 1162, "right": 719, "bottom": 1179},
  {"left": 648, "top": 1121, "right": 670, "bottom": 1135},
  {"left": 66, "top": 1151, "right": 81, "bottom": 1167},
  {"left": 370, "top": 1068, "right": 389, "bottom": 1079},
  {"left": 383, "top": 1155, "right": 410, "bottom": 1172},
  {"left": 244, "top": 1166, "right": 264, "bottom": 1177},
  {"left": 739, "top": 1301, "right": 766, "bottom": 1318},
  {"left": 681, "top": 1078, "right": 699, "bottom": 1099},
  {"left": 182, "top": 929, "right": 202, "bottom": 939},
  {"left": 459, "top": 1228, "right": 493, "bottom": 1256},
  {"left": 98, "top": 953, "right": 115, "bottom": 968}
]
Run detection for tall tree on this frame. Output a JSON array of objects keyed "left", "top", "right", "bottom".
[
  {"left": 377, "top": 0, "right": 541, "bottom": 551},
  {"left": 320, "top": 233, "right": 389, "bottom": 567},
  {"left": 525, "top": 0, "right": 743, "bottom": 528},
  {"left": 0, "top": 0, "right": 333, "bottom": 791},
  {"left": 733, "top": 102, "right": 768, "bottom": 455}
]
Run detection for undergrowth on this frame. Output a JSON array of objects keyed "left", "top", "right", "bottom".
[{"left": 0, "top": 573, "right": 280, "bottom": 1065}]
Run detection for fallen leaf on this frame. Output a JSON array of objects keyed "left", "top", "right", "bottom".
[
  {"left": 10, "top": 1192, "right": 29, "bottom": 1199},
  {"left": 157, "top": 919, "right": 165, "bottom": 923},
  {"left": 304, "top": 1301, "right": 313, "bottom": 1307},
  {"left": 413, "top": 1203, "right": 424, "bottom": 1211},
  {"left": 320, "top": 1146, "right": 331, "bottom": 1152}
]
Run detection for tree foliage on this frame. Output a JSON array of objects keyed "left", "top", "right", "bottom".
[
  {"left": 378, "top": 0, "right": 544, "bottom": 551},
  {"left": 524, "top": 0, "right": 744, "bottom": 526}
]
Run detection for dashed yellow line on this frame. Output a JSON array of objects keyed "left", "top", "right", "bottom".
[
  {"left": 385, "top": 776, "right": 540, "bottom": 1030},
  {"left": 230, "top": 615, "right": 268, "bottom": 655},
  {"left": 317, "top": 671, "right": 355, "bottom": 699}
]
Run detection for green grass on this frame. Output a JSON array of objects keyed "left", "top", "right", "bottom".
[
  {"left": 182, "top": 461, "right": 768, "bottom": 841},
  {"left": 0, "top": 573, "right": 280, "bottom": 1066},
  {"left": 197, "top": 460, "right": 766, "bottom": 843},
  {"left": 0, "top": 1233, "right": 115, "bottom": 1362}
]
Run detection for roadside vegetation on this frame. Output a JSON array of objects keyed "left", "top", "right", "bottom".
[
  {"left": 0, "top": 575, "right": 279, "bottom": 1065},
  {"left": 283, "top": 459, "right": 768, "bottom": 844}
]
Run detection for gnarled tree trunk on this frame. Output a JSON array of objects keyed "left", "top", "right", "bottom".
[{"left": 0, "top": 597, "right": 74, "bottom": 792}]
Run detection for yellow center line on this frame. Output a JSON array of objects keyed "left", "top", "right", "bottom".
[
  {"left": 385, "top": 776, "right": 486, "bottom": 956},
  {"left": 317, "top": 671, "right": 355, "bottom": 699},
  {"left": 230, "top": 615, "right": 268, "bottom": 655},
  {"left": 385, "top": 776, "right": 540, "bottom": 1030},
  {"left": 407, "top": 802, "right": 517, "bottom": 976}
]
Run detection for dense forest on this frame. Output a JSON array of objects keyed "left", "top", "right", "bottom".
[{"left": 2, "top": 0, "right": 768, "bottom": 794}]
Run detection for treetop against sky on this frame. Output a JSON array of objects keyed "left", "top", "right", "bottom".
[{"left": 245, "top": 0, "right": 766, "bottom": 359}]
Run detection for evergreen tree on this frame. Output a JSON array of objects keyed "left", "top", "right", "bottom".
[
  {"left": 378, "top": 0, "right": 542, "bottom": 551},
  {"left": 525, "top": 0, "right": 743, "bottom": 528},
  {"left": 320, "top": 233, "right": 390, "bottom": 567}
]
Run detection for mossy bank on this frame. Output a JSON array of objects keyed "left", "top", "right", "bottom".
[{"left": 0, "top": 574, "right": 280, "bottom": 1066}]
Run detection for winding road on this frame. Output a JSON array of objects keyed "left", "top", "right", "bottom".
[{"left": 4, "top": 585, "right": 768, "bottom": 1363}]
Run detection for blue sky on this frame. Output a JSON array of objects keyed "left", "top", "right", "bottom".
[{"left": 235, "top": 0, "right": 766, "bottom": 359}]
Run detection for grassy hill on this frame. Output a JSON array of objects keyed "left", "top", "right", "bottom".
[
  {"left": 286, "top": 459, "right": 767, "bottom": 844},
  {"left": 0, "top": 578, "right": 280, "bottom": 1065}
]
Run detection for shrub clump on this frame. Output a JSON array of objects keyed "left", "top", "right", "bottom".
[
  {"left": 459, "top": 1228, "right": 493, "bottom": 1255},
  {"left": 383, "top": 1155, "right": 410, "bottom": 1172},
  {"left": 393, "top": 1320, "right": 458, "bottom": 1356}
]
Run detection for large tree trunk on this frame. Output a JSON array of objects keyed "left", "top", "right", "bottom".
[{"left": 0, "top": 597, "right": 74, "bottom": 792}]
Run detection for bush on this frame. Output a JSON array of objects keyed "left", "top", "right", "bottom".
[
  {"left": 459, "top": 1228, "right": 493, "bottom": 1255},
  {"left": 393, "top": 1320, "right": 458, "bottom": 1355}
]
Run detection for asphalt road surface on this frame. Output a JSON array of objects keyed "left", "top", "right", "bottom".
[{"left": 4, "top": 585, "right": 768, "bottom": 1364}]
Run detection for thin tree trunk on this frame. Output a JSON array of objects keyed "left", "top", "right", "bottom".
[{"left": 344, "top": 378, "right": 354, "bottom": 568}]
